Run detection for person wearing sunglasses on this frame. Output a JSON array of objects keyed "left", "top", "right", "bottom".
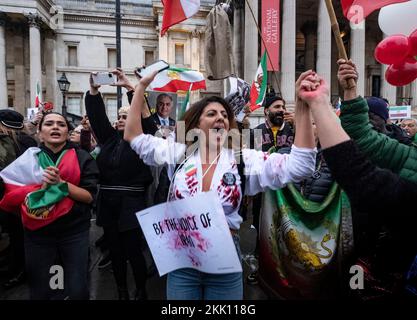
[{"left": 85, "top": 68, "right": 158, "bottom": 300}]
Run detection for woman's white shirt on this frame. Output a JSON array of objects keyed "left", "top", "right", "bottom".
[{"left": 130, "top": 134, "right": 317, "bottom": 230}]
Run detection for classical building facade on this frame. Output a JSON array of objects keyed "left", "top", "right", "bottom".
[
  {"left": 0, "top": 0, "right": 218, "bottom": 122},
  {"left": 1, "top": 0, "right": 416, "bottom": 126}
]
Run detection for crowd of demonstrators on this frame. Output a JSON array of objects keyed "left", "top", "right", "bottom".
[
  {"left": 0, "top": 112, "right": 98, "bottom": 299},
  {"left": 123, "top": 70, "right": 317, "bottom": 300},
  {"left": 1, "top": 56, "right": 417, "bottom": 302},
  {"left": 0, "top": 110, "right": 37, "bottom": 290},
  {"left": 85, "top": 68, "right": 158, "bottom": 300},
  {"left": 366, "top": 97, "right": 412, "bottom": 146},
  {"left": 302, "top": 62, "right": 417, "bottom": 299}
]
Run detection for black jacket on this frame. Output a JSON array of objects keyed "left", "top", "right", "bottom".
[
  {"left": 280, "top": 147, "right": 334, "bottom": 203},
  {"left": 386, "top": 123, "right": 412, "bottom": 146},
  {"left": 151, "top": 113, "right": 176, "bottom": 127},
  {"left": 85, "top": 91, "right": 157, "bottom": 231},
  {"left": 323, "top": 140, "right": 417, "bottom": 274},
  {"left": 26, "top": 142, "right": 99, "bottom": 237},
  {"left": 254, "top": 121, "right": 294, "bottom": 152},
  {"left": 85, "top": 91, "right": 155, "bottom": 188}
]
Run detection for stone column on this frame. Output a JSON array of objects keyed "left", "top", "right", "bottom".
[
  {"left": 233, "top": 0, "right": 244, "bottom": 78},
  {"left": 350, "top": 23, "right": 366, "bottom": 97},
  {"left": 156, "top": 16, "right": 168, "bottom": 63},
  {"left": 301, "top": 21, "right": 316, "bottom": 71},
  {"left": 190, "top": 29, "right": 200, "bottom": 70},
  {"left": 13, "top": 25, "right": 26, "bottom": 116},
  {"left": 411, "top": 80, "right": 417, "bottom": 111},
  {"left": 190, "top": 29, "right": 200, "bottom": 101},
  {"left": 317, "top": 0, "right": 332, "bottom": 85},
  {"left": 27, "top": 14, "right": 42, "bottom": 108},
  {"left": 0, "top": 13, "right": 8, "bottom": 109},
  {"left": 381, "top": 63, "right": 397, "bottom": 105},
  {"left": 44, "top": 31, "right": 57, "bottom": 106},
  {"left": 281, "top": 0, "right": 296, "bottom": 105},
  {"left": 244, "top": 0, "right": 258, "bottom": 83}
]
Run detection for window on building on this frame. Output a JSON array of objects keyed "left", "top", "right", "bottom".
[
  {"left": 105, "top": 97, "right": 118, "bottom": 124},
  {"left": 68, "top": 46, "right": 78, "bottom": 67},
  {"left": 371, "top": 75, "right": 381, "bottom": 98},
  {"left": 145, "top": 50, "right": 154, "bottom": 66},
  {"left": 67, "top": 96, "right": 82, "bottom": 116},
  {"left": 107, "top": 48, "right": 117, "bottom": 69},
  {"left": 8, "top": 95, "right": 13, "bottom": 108},
  {"left": 175, "top": 44, "right": 184, "bottom": 65}
]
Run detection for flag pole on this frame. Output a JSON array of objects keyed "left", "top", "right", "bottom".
[{"left": 324, "top": 0, "right": 355, "bottom": 88}]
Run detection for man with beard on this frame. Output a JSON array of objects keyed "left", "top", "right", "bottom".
[
  {"left": 247, "top": 95, "right": 295, "bottom": 285},
  {"left": 255, "top": 96, "right": 294, "bottom": 152}
]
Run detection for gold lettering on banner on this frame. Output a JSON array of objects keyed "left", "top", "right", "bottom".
[{"left": 265, "top": 9, "right": 278, "bottom": 44}]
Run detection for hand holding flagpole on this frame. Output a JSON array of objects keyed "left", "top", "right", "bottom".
[{"left": 324, "top": 0, "right": 356, "bottom": 89}]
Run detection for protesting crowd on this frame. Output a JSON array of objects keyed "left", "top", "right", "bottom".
[
  {"left": 0, "top": 0, "right": 417, "bottom": 302},
  {"left": 0, "top": 58, "right": 416, "bottom": 301}
]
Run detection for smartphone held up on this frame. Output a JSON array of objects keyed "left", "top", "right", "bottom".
[
  {"left": 135, "top": 60, "right": 169, "bottom": 78},
  {"left": 91, "top": 72, "right": 117, "bottom": 86}
]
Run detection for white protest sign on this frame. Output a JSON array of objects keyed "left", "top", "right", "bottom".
[
  {"left": 27, "top": 108, "right": 38, "bottom": 122},
  {"left": 136, "top": 191, "right": 242, "bottom": 276},
  {"left": 225, "top": 76, "right": 250, "bottom": 123},
  {"left": 389, "top": 105, "right": 411, "bottom": 120}
]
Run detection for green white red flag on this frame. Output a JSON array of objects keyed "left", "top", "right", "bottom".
[
  {"left": 149, "top": 67, "right": 206, "bottom": 93},
  {"left": 249, "top": 52, "right": 268, "bottom": 112},
  {"left": 177, "top": 84, "right": 192, "bottom": 121},
  {"left": 34, "top": 81, "right": 42, "bottom": 108},
  {"left": 0, "top": 148, "right": 80, "bottom": 230}
]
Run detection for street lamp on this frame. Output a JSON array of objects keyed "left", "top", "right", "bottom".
[{"left": 57, "top": 72, "right": 70, "bottom": 118}]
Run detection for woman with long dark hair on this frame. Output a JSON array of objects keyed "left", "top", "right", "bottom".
[
  {"left": 0, "top": 112, "right": 98, "bottom": 299},
  {"left": 124, "top": 71, "right": 317, "bottom": 300}
]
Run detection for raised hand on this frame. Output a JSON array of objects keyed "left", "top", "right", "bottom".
[
  {"left": 89, "top": 72, "right": 101, "bottom": 95},
  {"left": 31, "top": 110, "right": 43, "bottom": 126},
  {"left": 136, "top": 70, "right": 158, "bottom": 90},
  {"left": 298, "top": 76, "right": 330, "bottom": 107},
  {"left": 111, "top": 68, "right": 134, "bottom": 91},
  {"left": 296, "top": 70, "right": 316, "bottom": 98},
  {"left": 337, "top": 59, "right": 358, "bottom": 90}
]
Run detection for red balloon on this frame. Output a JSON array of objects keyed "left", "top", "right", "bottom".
[
  {"left": 385, "top": 57, "right": 417, "bottom": 86},
  {"left": 375, "top": 35, "right": 410, "bottom": 65},
  {"left": 409, "top": 28, "right": 417, "bottom": 56}
]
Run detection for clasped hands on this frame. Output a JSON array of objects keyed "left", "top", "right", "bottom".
[{"left": 42, "top": 166, "right": 63, "bottom": 189}]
